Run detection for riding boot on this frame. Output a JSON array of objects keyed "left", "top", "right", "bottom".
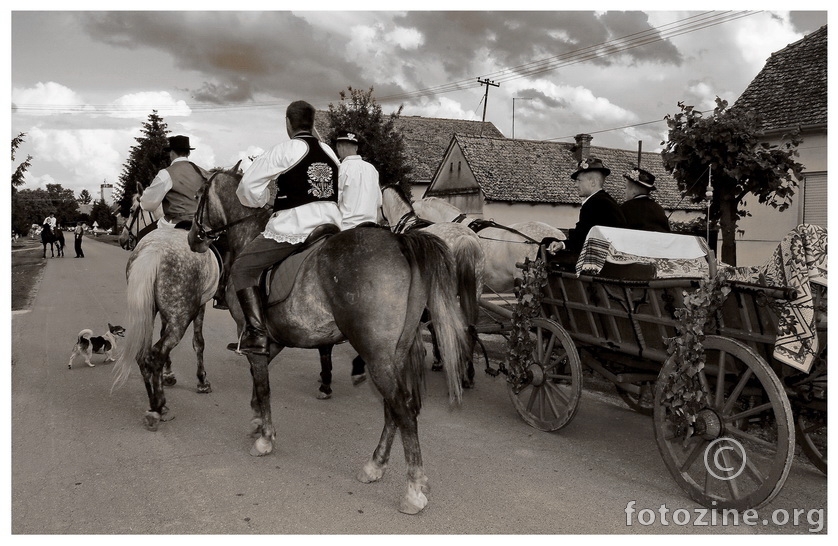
[{"left": 227, "top": 287, "right": 269, "bottom": 355}]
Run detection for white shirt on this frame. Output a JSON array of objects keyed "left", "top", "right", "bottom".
[
  {"left": 338, "top": 155, "right": 381, "bottom": 230},
  {"left": 237, "top": 136, "right": 342, "bottom": 244},
  {"left": 139, "top": 158, "right": 179, "bottom": 226},
  {"left": 43, "top": 216, "right": 57, "bottom": 229}
]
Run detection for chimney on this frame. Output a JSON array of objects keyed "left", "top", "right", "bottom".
[{"left": 573, "top": 133, "right": 592, "bottom": 162}]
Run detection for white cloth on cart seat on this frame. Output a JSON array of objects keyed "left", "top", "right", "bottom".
[{"left": 576, "top": 226, "right": 710, "bottom": 278}]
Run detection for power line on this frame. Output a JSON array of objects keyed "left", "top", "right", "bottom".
[{"left": 12, "top": 11, "right": 761, "bottom": 116}]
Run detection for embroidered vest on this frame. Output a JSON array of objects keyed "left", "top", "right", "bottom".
[
  {"left": 163, "top": 161, "right": 205, "bottom": 223},
  {"left": 273, "top": 134, "right": 339, "bottom": 211}
]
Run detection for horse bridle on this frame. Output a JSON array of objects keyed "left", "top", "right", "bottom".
[{"left": 192, "top": 162, "right": 265, "bottom": 242}]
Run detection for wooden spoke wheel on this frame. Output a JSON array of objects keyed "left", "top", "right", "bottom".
[
  {"left": 617, "top": 381, "right": 655, "bottom": 416},
  {"left": 506, "top": 318, "right": 582, "bottom": 432},
  {"left": 796, "top": 408, "right": 827, "bottom": 475},
  {"left": 654, "top": 336, "right": 794, "bottom": 511}
]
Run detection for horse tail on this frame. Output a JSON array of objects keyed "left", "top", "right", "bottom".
[
  {"left": 450, "top": 237, "right": 483, "bottom": 331},
  {"left": 398, "top": 231, "right": 469, "bottom": 406},
  {"left": 112, "top": 249, "right": 159, "bottom": 392}
]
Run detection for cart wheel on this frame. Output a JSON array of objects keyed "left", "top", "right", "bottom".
[
  {"left": 617, "top": 382, "right": 655, "bottom": 416},
  {"left": 506, "top": 317, "right": 582, "bottom": 432},
  {"left": 796, "top": 410, "right": 827, "bottom": 475},
  {"left": 654, "top": 335, "right": 794, "bottom": 511}
]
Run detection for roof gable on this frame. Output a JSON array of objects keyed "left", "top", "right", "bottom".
[
  {"left": 733, "top": 25, "right": 827, "bottom": 131},
  {"left": 314, "top": 111, "right": 503, "bottom": 182},
  {"left": 436, "top": 135, "right": 702, "bottom": 211}
]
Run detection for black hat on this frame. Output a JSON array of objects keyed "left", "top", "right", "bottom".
[
  {"left": 164, "top": 135, "right": 194, "bottom": 153},
  {"left": 623, "top": 166, "right": 656, "bottom": 189},
  {"left": 570, "top": 156, "right": 611, "bottom": 180},
  {"left": 336, "top": 130, "right": 359, "bottom": 144}
]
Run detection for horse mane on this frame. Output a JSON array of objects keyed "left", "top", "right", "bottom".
[
  {"left": 420, "top": 196, "right": 462, "bottom": 214},
  {"left": 384, "top": 183, "right": 413, "bottom": 208}
]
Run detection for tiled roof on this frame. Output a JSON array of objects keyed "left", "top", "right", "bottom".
[
  {"left": 436, "top": 135, "right": 703, "bottom": 211},
  {"left": 733, "top": 25, "right": 827, "bottom": 132},
  {"left": 315, "top": 111, "right": 504, "bottom": 182}
]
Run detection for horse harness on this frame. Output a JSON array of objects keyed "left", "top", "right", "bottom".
[{"left": 450, "top": 213, "right": 541, "bottom": 244}]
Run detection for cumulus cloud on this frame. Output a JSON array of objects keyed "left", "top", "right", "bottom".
[
  {"left": 11, "top": 81, "right": 93, "bottom": 115},
  {"left": 110, "top": 91, "right": 192, "bottom": 119},
  {"left": 25, "top": 126, "right": 130, "bottom": 194}
]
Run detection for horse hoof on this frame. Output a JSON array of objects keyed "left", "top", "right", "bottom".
[
  {"left": 399, "top": 488, "right": 428, "bottom": 515},
  {"left": 197, "top": 383, "right": 212, "bottom": 394},
  {"left": 87, "top": 363, "right": 95, "bottom": 368},
  {"left": 317, "top": 391, "right": 332, "bottom": 400},
  {"left": 250, "top": 436, "right": 273, "bottom": 457},
  {"left": 249, "top": 418, "right": 262, "bottom": 438},
  {"left": 143, "top": 411, "right": 161, "bottom": 431},
  {"left": 162, "top": 374, "right": 177, "bottom": 387},
  {"left": 431, "top": 363, "right": 443, "bottom": 372},
  {"left": 356, "top": 460, "right": 386, "bottom": 483},
  {"left": 351, "top": 373, "right": 367, "bottom": 386}
]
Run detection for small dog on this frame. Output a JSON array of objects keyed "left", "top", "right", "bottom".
[{"left": 68, "top": 323, "right": 125, "bottom": 369}]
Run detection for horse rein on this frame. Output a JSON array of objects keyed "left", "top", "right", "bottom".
[{"left": 449, "top": 212, "right": 540, "bottom": 244}]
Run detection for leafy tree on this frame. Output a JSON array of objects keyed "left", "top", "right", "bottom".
[
  {"left": 661, "top": 97, "right": 804, "bottom": 266},
  {"left": 77, "top": 188, "right": 93, "bottom": 204},
  {"left": 11, "top": 184, "right": 79, "bottom": 234},
  {"left": 114, "top": 110, "right": 170, "bottom": 217},
  {"left": 12, "top": 132, "right": 32, "bottom": 189},
  {"left": 90, "top": 198, "right": 116, "bottom": 231},
  {"left": 326, "top": 87, "right": 413, "bottom": 197}
]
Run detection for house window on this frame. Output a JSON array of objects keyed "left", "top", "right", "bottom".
[
  {"left": 449, "top": 163, "right": 453, "bottom": 173},
  {"left": 803, "top": 172, "right": 827, "bottom": 227},
  {"left": 457, "top": 161, "right": 461, "bottom": 175}
]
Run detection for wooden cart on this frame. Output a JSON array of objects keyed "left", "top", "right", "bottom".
[{"left": 477, "top": 243, "right": 826, "bottom": 511}]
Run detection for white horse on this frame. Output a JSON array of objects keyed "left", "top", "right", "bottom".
[
  {"left": 413, "top": 197, "right": 565, "bottom": 293},
  {"left": 380, "top": 185, "right": 485, "bottom": 385}
]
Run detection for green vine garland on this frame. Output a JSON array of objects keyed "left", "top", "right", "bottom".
[
  {"left": 661, "top": 268, "right": 733, "bottom": 436},
  {"left": 507, "top": 256, "right": 548, "bottom": 392}
]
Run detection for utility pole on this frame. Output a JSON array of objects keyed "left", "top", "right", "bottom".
[
  {"left": 512, "top": 97, "right": 533, "bottom": 139},
  {"left": 477, "top": 77, "right": 499, "bottom": 123}
]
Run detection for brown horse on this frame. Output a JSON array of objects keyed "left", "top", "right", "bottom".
[{"left": 183, "top": 167, "right": 469, "bottom": 514}]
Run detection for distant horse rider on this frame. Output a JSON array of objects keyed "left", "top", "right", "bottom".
[
  {"left": 620, "top": 166, "right": 671, "bottom": 233},
  {"left": 43, "top": 212, "right": 57, "bottom": 232},
  {"left": 228, "top": 100, "right": 342, "bottom": 355},
  {"left": 136, "top": 135, "right": 230, "bottom": 309}
]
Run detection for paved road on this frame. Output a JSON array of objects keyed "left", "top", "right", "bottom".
[{"left": 11, "top": 238, "right": 827, "bottom": 534}]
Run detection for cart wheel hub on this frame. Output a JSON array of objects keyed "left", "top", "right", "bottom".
[
  {"left": 694, "top": 408, "right": 723, "bottom": 440},
  {"left": 527, "top": 365, "right": 545, "bottom": 387}
]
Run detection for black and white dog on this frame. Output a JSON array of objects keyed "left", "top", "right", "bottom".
[{"left": 68, "top": 323, "right": 125, "bottom": 369}]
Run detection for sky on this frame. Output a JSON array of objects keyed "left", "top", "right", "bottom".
[{"left": 7, "top": 4, "right": 830, "bottom": 200}]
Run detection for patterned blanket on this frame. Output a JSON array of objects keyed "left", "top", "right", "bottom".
[
  {"left": 727, "top": 224, "right": 828, "bottom": 373},
  {"left": 576, "top": 226, "right": 710, "bottom": 278}
]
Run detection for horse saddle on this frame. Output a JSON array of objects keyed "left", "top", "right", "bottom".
[{"left": 260, "top": 224, "right": 340, "bottom": 305}]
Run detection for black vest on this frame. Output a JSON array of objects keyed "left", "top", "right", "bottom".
[{"left": 273, "top": 134, "right": 339, "bottom": 211}]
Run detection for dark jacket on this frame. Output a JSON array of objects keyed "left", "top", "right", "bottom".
[
  {"left": 621, "top": 195, "right": 671, "bottom": 233},
  {"left": 564, "top": 189, "right": 627, "bottom": 253}
]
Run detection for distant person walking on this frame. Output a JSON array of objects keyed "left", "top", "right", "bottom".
[{"left": 74, "top": 223, "right": 86, "bottom": 258}]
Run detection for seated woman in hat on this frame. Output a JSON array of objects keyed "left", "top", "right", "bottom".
[{"left": 621, "top": 166, "right": 671, "bottom": 233}]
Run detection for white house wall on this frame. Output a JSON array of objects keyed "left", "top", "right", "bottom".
[{"left": 734, "top": 130, "right": 827, "bottom": 266}]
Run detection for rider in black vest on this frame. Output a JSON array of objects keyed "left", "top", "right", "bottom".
[{"left": 228, "top": 100, "right": 342, "bottom": 355}]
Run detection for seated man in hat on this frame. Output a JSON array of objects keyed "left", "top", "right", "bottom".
[
  {"left": 547, "top": 157, "right": 627, "bottom": 266},
  {"left": 334, "top": 129, "right": 382, "bottom": 230},
  {"left": 621, "top": 166, "right": 671, "bottom": 233}
]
